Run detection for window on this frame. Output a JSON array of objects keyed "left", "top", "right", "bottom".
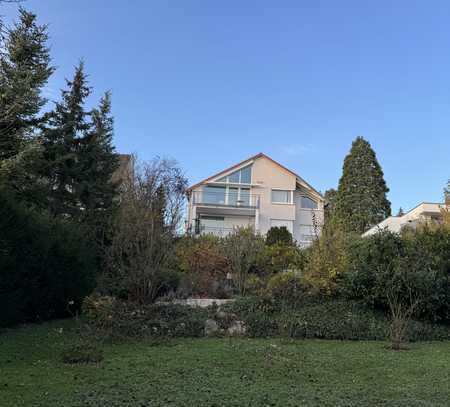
[
  {"left": 240, "top": 166, "right": 251, "bottom": 183},
  {"left": 228, "top": 187, "right": 239, "bottom": 205},
  {"left": 239, "top": 188, "right": 250, "bottom": 206},
  {"left": 200, "top": 216, "right": 224, "bottom": 233},
  {"left": 203, "top": 186, "right": 226, "bottom": 204},
  {"left": 272, "top": 189, "right": 291, "bottom": 203},
  {"left": 300, "top": 196, "right": 318, "bottom": 209},
  {"left": 216, "top": 165, "right": 252, "bottom": 184}
]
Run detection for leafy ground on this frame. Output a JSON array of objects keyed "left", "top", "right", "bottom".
[{"left": 0, "top": 320, "right": 449, "bottom": 406}]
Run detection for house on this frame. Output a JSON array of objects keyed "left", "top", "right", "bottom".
[
  {"left": 363, "top": 202, "right": 447, "bottom": 236},
  {"left": 185, "top": 153, "right": 324, "bottom": 247}
]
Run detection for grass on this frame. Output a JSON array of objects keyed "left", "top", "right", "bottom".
[{"left": 0, "top": 320, "right": 449, "bottom": 406}]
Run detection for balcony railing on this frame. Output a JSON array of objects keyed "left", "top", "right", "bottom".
[
  {"left": 198, "top": 226, "right": 235, "bottom": 237},
  {"left": 191, "top": 190, "right": 260, "bottom": 209}
]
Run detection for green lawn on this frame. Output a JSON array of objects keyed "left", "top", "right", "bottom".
[{"left": 1, "top": 320, "right": 449, "bottom": 406}]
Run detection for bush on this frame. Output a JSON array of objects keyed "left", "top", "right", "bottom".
[
  {"left": 261, "top": 243, "right": 306, "bottom": 274},
  {"left": 175, "top": 235, "right": 230, "bottom": 298},
  {"left": 61, "top": 343, "right": 104, "bottom": 364},
  {"left": 343, "top": 229, "right": 450, "bottom": 324},
  {"left": 224, "top": 296, "right": 450, "bottom": 341},
  {"left": 303, "top": 223, "right": 355, "bottom": 295},
  {"left": 266, "top": 226, "right": 293, "bottom": 246},
  {"left": 82, "top": 295, "right": 208, "bottom": 338},
  {"left": 0, "top": 189, "right": 97, "bottom": 327},
  {"left": 222, "top": 297, "right": 279, "bottom": 337},
  {"left": 265, "top": 272, "right": 305, "bottom": 308}
]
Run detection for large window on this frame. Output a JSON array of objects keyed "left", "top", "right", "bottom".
[
  {"left": 299, "top": 196, "right": 318, "bottom": 209},
  {"left": 272, "top": 189, "right": 292, "bottom": 204},
  {"left": 203, "top": 186, "right": 252, "bottom": 206},
  {"left": 217, "top": 165, "right": 252, "bottom": 184},
  {"left": 203, "top": 186, "right": 226, "bottom": 204}
]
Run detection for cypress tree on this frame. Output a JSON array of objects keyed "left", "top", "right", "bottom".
[
  {"left": 40, "top": 61, "right": 91, "bottom": 218},
  {"left": 0, "top": 8, "right": 53, "bottom": 161},
  {"left": 334, "top": 136, "right": 391, "bottom": 234}
]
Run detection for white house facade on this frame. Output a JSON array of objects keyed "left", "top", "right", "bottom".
[
  {"left": 185, "top": 153, "right": 324, "bottom": 247},
  {"left": 363, "top": 202, "right": 446, "bottom": 236}
]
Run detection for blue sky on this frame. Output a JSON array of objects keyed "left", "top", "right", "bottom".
[{"left": 2, "top": 0, "right": 449, "bottom": 212}]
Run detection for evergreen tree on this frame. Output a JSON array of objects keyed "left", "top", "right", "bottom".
[
  {"left": 40, "top": 62, "right": 91, "bottom": 218},
  {"left": 0, "top": 8, "right": 53, "bottom": 161},
  {"left": 397, "top": 207, "right": 405, "bottom": 217},
  {"left": 78, "top": 91, "right": 119, "bottom": 231},
  {"left": 324, "top": 188, "right": 337, "bottom": 224},
  {"left": 334, "top": 136, "right": 391, "bottom": 234}
]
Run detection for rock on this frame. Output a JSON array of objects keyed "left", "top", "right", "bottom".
[
  {"left": 227, "top": 320, "right": 246, "bottom": 336},
  {"left": 204, "top": 319, "right": 219, "bottom": 336}
]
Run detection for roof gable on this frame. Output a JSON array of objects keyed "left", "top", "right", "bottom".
[{"left": 187, "top": 152, "right": 323, "bottom": 199}]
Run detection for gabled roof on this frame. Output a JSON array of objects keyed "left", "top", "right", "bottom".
[{"left": 187, "top": 152, "right": 324, "bottom": 199}]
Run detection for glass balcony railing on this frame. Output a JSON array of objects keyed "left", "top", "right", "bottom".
[{"left": 191, "top": 190, "right": 260, "bottom": 208}]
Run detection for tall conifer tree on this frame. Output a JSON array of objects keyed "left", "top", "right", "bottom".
[
  {"left": 78, "top": 91, "right": 118, "bottom": 231},
  {"left": 334, "top": 136, "right": 391, "bottom": 234},
  {"left": 0, "top": 8, "right": 53, "bottom": 161},
  {"left": 41, "top": 62, "right": 91, "bottom": 218}
]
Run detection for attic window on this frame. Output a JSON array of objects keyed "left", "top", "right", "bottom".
[{"left": 216, "top": 165, "right": 252, "bottom": 184}]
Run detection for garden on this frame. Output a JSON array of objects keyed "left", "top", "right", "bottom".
[{"left": 1, "top": 8, "right": 450, "bottom": 406}]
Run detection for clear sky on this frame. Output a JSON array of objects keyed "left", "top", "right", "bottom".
[{"left": 2, "top": 0, "right": 449, "bottom": 212}]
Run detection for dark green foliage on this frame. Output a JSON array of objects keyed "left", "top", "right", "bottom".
[
  {"left": 324, "top": 188, "right": 337, "bottom": 223},
  {"left": 77, "top": 91, "right": 119, "bottom": 232},
  {"left": 83, "top": 297, "right": 208, "bottom": 338},
  {"left": 0, "top": 188, "right": 97, "bottom": 327},
  {"left": 265, "top": 271, "right": 306, "bottom": 308},
  {"left": 334, "top": 137, "right": 391, "bottom": 234},
  {"left": 61, "top": 343, "right": 104, "bottom": 364},
  {"left": 40, "top": 62, "right": 92, "bottom": 218},
  {"left": 0, "top": 8, "right": 54, "bottom": 161},
  {"left": 343, "top": 228, "right": 450, "bottom": 323},
  {"left": 265, "top": 226, "right": 293, "bottom": 246},
  {"left": 225, "top": 297, "right": 450, "bottom": 341}
]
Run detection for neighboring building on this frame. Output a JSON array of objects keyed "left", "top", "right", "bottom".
[
  {"left": 185, "top": 153, "right": 324, "bottom": 247},
  {"left": 112, "top": 154, "right": 133, "bottom": 186},
  {"left": 363, "top": 202, "right": 447, "bottom": 236}
]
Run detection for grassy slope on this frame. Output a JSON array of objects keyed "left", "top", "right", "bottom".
[{"left": 0, "top": 320, "right": 449, "bottom": 407}]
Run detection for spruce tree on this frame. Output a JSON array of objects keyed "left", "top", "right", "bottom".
[
  {"left": 334, "top": 136, "right": 391, "bottom": 234},
  {"left": 41, "top": 62, "right": 91, "bottom": 218},
  {"left": 0, "top": 8, "right": 53, "bottom": 161},
  {"left": 78, "top": 91, "right": 119, "bottom": 231}
]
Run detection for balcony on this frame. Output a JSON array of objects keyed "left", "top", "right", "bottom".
[
  {"left": 191, "top": 190, "right": 260, "bottom": 209},
  {"left": 198, "top": 226, "right": 235, "bottom": 237}
]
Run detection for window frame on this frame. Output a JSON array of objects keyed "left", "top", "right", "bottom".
[
  {"left": 299, "top": 195, "right": 319, "bottom": 210},
  {"left": 271, "top": 189, "right": 293, "bottom": 204},
  {"left": 216, "top": 165, "right": 252, "bottom": 185}
]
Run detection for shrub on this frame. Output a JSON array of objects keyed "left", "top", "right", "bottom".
[
  {"left": 265, "top": 272, "right": 305, "bottom": 308},
  {"left": 223, "top": 227, "right": 266, "bottom": 296},
  {"left": 262, "top": 243, "right": 306, "bottom": 274},
  {"left": 0, "top": 189, "right": 97, "bottom": 327},
  {"left": 222, "top": 297, "right": 279, "bottom": 337},
  {"left": 303, "top": 222, "right": 354, "bottom": 295},
  {"left": 175, "top": 235, "right": 230, "bottom": 298},
  {"left": 225, "top": 296, "right": 450, "bottom": 341},
  {"left": 101, "top": 157, "right": 187, "bottom": 304},
  {"left": 266, "top": 226, "right": 293, "bottom": 246},
  {"left": 61, "top": 343, "right": 104, "bottom": 364},
  {"left": 343, "top": 229, "right": 450, "bottom": 324},
  {"left": 83, "top": 296, "right": 208, "bottom": 338}
]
